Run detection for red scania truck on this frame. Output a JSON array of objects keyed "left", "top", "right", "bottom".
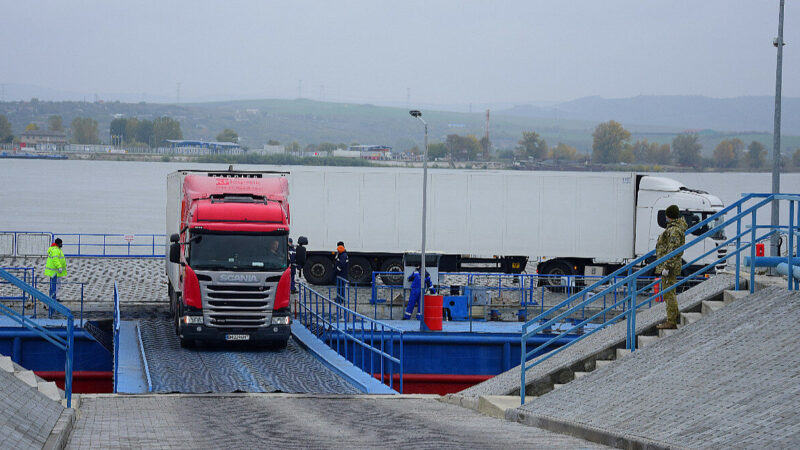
[{"left": 166, "top": 169, "right": 292, "bottom": 348}]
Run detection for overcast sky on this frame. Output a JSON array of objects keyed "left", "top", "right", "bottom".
[{"left": 1, "top": 1, "right": 797, "bottom": 106}]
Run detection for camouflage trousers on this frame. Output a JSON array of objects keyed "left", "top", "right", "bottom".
[{"left": 662, "top": 275, "right": 679, "bottom": 325}]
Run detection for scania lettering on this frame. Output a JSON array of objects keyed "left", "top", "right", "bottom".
[{"left": 166, "top": 170, "right": 292, "bottom": 348}]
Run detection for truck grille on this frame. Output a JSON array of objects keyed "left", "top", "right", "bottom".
[{"left": 198, "top": 273, "right": 277, "bottom": 328}]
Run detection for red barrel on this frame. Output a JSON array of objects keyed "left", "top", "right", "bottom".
[{"left": 423, "top": 295, "right": 443, "bottom": 331}]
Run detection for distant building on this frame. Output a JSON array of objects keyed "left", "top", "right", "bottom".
[
  {"left": 349, "top": 145, "right": 392, "bottom": 160},
  {"left": 332, "top": 149, "right": 361, "bottom": 158},
  {"left": 164, "top": 139, "right": 242, "bottom": 155},
  {"left": 19, "top": 129, "right": 68, "bottom": 151},
  {"left": 249, "top": 144, "right": 286, "bottom": 155}
]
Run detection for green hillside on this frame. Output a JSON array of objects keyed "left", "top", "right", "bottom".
[{"left": 2, "top": 98, "right": 798, "bottom": 156}]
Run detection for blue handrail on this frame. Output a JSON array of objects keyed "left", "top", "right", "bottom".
[
  {"left": 0, "top": 231, "right": 165, "bottom": 258},
  {"left": 0, "top": 267, "right": 74, "bottom": 408},
  {"left": 295, "top": 280, "right": 404, "bottom": 393},
  {"left": 519, "top": 193, "right": 800, "bottom": 404},
  {"left": 113, "top": 282, "right": 121, "bottom": 393}
]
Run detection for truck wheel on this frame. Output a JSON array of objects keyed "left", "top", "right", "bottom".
[
  {"left": 179, "top": 337, "right": 195, "bottom": 348},
  {"left": 173, "top": 299, "right": 182, "bottom": 336},
  {"left": 348, "top": 256, "right": 373, "bottom": 285},
  {"left": 379, "top": 258, "right": 404, "bottom": 285},
  {"left": 168, "top": 282, "right": 176, "bottom": 319},
  {"left": 305, "top": 256, "right": 334, "bottom": 285},
  {"left": 539, "top": 261, "right": 574, "bottom": 293}
]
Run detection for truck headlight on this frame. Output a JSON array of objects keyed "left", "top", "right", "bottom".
[
  {"left": 183, "top": 315, "right": 203, "bottom": 324},
  {"left": 271, "top": 316, "right": 290, "bottom": 325}
]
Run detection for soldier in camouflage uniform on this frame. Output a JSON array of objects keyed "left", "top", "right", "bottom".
[{"left": 655, "top": 205, "right": 687, "bottom": 329}]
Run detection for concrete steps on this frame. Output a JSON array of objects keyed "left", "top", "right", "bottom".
[
  {"left": 476, "top": 395, "right": 524, "bottom": 419},
  {"left": 0, "top": 355, "right": 65, "bottom": 404},
  {"left": 539, "top": 288, "right": 746, "bottom": 396},
  {"left": 680, "top": 312, "right": 703, "bottom": 327},
  {"left": 451, "top": 278, "right": 762, "bottom": 421}
]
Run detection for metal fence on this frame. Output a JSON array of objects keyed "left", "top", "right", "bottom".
[
  {"left": 0, "top": 231, "right": 165, "bottom": 257},
  {"left": 295, "top": 280, "right": 404, "bottom": 393},
  {"left": 363, "top": 271, "right": 705, "bottom": 327},
  {"left": 0, "top": 267, "right": 87, "bottom": 323}
]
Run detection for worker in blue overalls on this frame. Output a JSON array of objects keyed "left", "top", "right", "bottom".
[
  {"left": 403, "top": 265, "right": 435, "bottom": 320},
  {"left": 334, "top": 241, "right": 348, "bottom": 304}
]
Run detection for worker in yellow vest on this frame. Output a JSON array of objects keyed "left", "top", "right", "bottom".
[{"left": 44, "top": 238, "right": 67, "bottom": 302}]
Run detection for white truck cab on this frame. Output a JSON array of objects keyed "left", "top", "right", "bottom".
[{"left": 635, "top": 176, "right": 726, "bottom": 273}]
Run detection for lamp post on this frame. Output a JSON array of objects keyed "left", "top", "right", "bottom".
[
  {"left": 410, "top": 110, "right": 429, "bottom": 331},
  {"left": 771, "top": 0, "right": 786, "bottom": 258}
]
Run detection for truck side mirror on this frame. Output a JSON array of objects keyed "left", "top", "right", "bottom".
[
  {"left": 169, "top": 242, "right": 181, "bottom": 263},
  {"left": 170, "top": 233, "right": 180, "bottom": 243},
  {"left": 656, "top": 210, "right": 667, "bottom": 228}
]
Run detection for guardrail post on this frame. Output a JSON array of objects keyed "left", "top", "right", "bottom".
[
  {"left": 520, "top": 325, "right": 527, "bottom": 405},
  {"left": 735, "top": 203, "right": 742, "bottom": 290},
  {"left": 789, "top": 201, "right": 795, "bottom": 291},
  {"left": 65, "top": 317, "right": 74, "bottom": 408},
  {"left": 750, "top": 212, "right": 757, "bottom": 293}
]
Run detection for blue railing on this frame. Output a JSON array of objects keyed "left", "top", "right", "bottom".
[
  {"left": 295, "top": 280, "right": 404, "bottom": 393},
  {"left": 0, "top": 267, "right": 74, "bottom": 408},
  {"left": 112, "top": 282, "right": 121, "bottom": 393},
  {"left": 365, "top": 271, "right": 701, "bottom": 324},
  {"left": 0, "top": 268, "right": 87, "bottom": 323},
  {"left": 0, "top": 231, "right": 164, "bottom": 257},
  {"left": 519, "top": 193, "right": 800, "bottom": 404}
]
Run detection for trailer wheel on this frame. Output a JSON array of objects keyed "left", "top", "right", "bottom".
[
  {"left": 379, "top": 258, "right": 404, "bottom": 285},
  {"left": 348, "top": 256, "right": 373, "bottom": 285},
  {"left": 539, "top": 261, "right": 574, "bottom": 293},
  {"left": 305, "top": 255, "right": 334, "bottom": 285}
]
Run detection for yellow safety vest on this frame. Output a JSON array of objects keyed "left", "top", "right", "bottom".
[{"left": 44, "top": 245, "right": 67, "bottom": 278}]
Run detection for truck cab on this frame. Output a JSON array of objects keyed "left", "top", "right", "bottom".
[
  {"left": 166, "top": 171, "right": 292, "bottom": 347},
  {"left": 635, "top": 176, "right": 726, "bottom": 273}
]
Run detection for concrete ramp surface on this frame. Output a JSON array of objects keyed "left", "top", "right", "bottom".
[
  {"left": 509, "top": 287, "right": 800, "bottom": 449},
  {"left": 138, "top": 320, "right": 360, "bottom": 394},
  {"left": 0, "top": 360, "right": 64, "bottom": 449}
]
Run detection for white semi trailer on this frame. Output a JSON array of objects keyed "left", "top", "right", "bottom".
[{"left": 286, "top": 168, "right": 726, "bottom": 285}]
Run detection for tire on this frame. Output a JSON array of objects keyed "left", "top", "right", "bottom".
[
  {"left": 539, "top": 261, "right": 574, "bottom": 293},
  {"left": 305, "top": 255, "right": 335, "bottom": 285},
  {"left": 348, "top": 256, "right": 373, "bottom": 285},
  {"left": 168, "top": 282, "right": 176, "bottom": 319},
  {"left": 271, "top": 338, "right": 289, "bottom": 350},
  {"left": 173, "top": 297, "right": 181, "bottom": 336},
  {"left": 379, "top": 258, "right": 404, "bottom": 285},
  {"left": 179, "top": 337, "right": 195, "bottom": 348}
]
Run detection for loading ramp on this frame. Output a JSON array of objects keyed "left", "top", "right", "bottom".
[{"left": 129, "top": 319, "right": 362, "bottom": 394}]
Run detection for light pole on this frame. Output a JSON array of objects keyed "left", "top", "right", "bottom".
[
  {"left": 771, "top": 0, "right": 786, "bottom": 258},
  {"left": 410, "top": 110, "right": 429, "bottom": 331}
]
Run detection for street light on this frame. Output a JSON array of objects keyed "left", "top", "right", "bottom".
[
  {"left": 771, "top": 0, "right": 786, "bottom": 258},
  {"left": 410, "top": 109, "right": 429, "bottom": 331}
]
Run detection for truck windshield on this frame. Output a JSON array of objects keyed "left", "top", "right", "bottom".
[
  {"left": 188, "top": 233, "right": 288, "bottom": 271},
  {"left": 683, "top": 212, "right": 726, "bottom": 240}
]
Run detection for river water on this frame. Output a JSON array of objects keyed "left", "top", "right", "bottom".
[{"left": 0, "top": 159, "right": 797, "bottom": 235}]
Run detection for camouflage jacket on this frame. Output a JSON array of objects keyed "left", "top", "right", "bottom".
[{"left": 655, "top": 217, "right": 687, "bottom": 276}]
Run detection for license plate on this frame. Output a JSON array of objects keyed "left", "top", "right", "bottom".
[{"left": 225, "top": 334, "right": 250, "bottom": 341}]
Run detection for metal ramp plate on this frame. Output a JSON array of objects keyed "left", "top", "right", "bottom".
[{"left": 138, "top": 320, "right": 360, "bottom": 394}]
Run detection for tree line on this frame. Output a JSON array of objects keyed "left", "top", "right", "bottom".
[
  {"left": 109, "top": 117, "right": 183, "bottom": 147},
  {"left": 515, "top": 119, "right": 797, "bottom": 170}
]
